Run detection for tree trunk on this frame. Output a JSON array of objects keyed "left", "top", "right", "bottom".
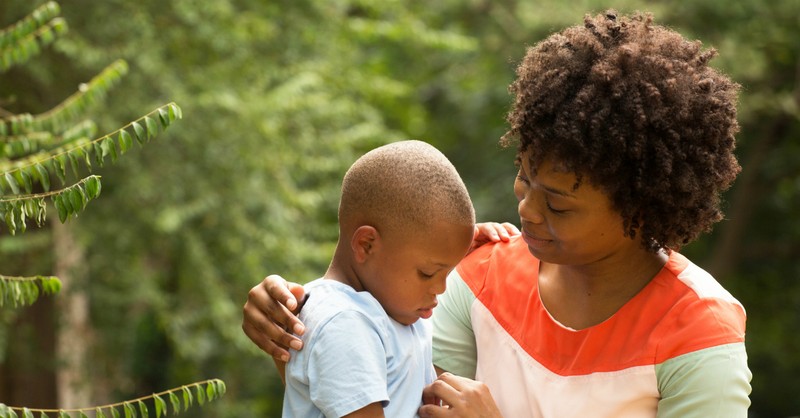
[{"left": 52, "top": 219, "right": 93, "bottom": 409}]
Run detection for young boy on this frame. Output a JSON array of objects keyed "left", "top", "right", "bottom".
[{"left": 281, "top": 140, "right": 476, "bottom": 417}]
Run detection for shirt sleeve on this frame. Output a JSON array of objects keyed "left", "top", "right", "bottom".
[
  {"left": 655, "top": 342, "right": 752, "bottom": 418},
  {"left": 431, "top": 270, "right": 478, "bottom": 379},
  {"left": 307, "top": 311, "right": 389, "bottom": 417}
]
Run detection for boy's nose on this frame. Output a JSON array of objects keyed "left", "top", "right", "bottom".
[{"left": 431, "top": 275, "right": 447, "bottom": 295}]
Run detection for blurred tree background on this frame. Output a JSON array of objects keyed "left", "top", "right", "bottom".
[{"left": 0, "top": 0, "right": 796, "bottom": 417}]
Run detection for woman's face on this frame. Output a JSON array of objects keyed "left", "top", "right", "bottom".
[{"left": 513, "top": 153, "right": 639, "bottom": 266}]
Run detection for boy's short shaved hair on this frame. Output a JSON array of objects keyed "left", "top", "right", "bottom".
[{"left": 339, "top": 140, "right": 475, "bottom": 237}]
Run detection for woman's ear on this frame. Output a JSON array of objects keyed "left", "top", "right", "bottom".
[{"left": 352, "top": 225, "right": 380, "bottom": 263}]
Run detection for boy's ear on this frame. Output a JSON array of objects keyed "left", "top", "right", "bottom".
[{"left": 352, "top": 225, "right": 380, "bottom": 263}]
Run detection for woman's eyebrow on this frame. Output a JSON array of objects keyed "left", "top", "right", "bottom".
[{"left": 542, "top": 184, "right": 576, "bottom": 198}]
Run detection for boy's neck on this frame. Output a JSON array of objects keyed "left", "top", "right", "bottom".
[{"left": 324, "top": 246, "right": 365, "bottom": 292}]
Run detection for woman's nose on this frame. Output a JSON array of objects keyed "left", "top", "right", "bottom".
[{"left": 518, "top": 192, "right": 544, "bottom": 224}]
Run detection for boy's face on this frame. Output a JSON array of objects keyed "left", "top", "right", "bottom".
[
  {"left": 361, "top": 221, "right": 473, "bottom": 326},
  {"left": 513, "top": 152, "right": 641, "bottom": 265}
]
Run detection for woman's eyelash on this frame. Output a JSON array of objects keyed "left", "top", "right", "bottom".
[{"left": 546, "top": 200, "right": 567, "bottom": 214}]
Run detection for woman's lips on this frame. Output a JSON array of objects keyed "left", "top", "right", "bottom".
[{"left": 522, "top": 229, "right": 552, "bottom": 249}]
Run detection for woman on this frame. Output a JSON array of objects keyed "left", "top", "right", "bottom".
[{"left": 242, "top": 11, "right": 751, "bottom": 417}]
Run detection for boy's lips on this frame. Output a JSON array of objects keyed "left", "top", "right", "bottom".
[{"left": 418, "top": 302, "right": 438, "bottom": 319}]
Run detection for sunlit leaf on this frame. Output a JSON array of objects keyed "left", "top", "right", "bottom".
[
  {"left": 145, "top": 116, "right": 158, "bottom": 138},
  {"left": 119, "top": 130, "right": 133, "bottom": 153},
  {"left": 182, "top": 387, "right": 192, "bottom": 411},
  {"left": 196, "top": 384, "right": 205, "bottom": 405},
  {"left": 154, "top": 395, "right": 166, "bottom": 418},
  {"left": 132, "top": 122, "right": 146, "bottom": 144},
  {"left": 168, "top": 392, "right": 180, "bottom": 415},
  {"left": 137, "top": 401, "right": 147, "bottom": 418}
]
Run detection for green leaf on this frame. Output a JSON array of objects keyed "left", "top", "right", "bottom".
[
  {"left": 85, "top": 176, "right": 101, "bottom": 199},
  {"left": 68, "top": 152, "right": 81, "bottom": 177},
  {"left": 169, "top": 103, "right": 182, "bottom": 120},
  {"left": 206, "top": 382, "right": 215, "bottom": 400},
  {"left": 53, "top": 155, "right": 67, "bottom": 183},
  {"left": 22, "top": 408, "right": 33, "bottom": 418},
  {"left": 69, "top": 187, "right": 84, "bottom": 213},
  {"left": 96, "top": 408, "right": 106, "bottom": 418},
  {"left": 157, "top": 108, "right": 170, "bottom": 128},
  {"left": 111, "top": 407, "right": 120, "bottom": 418},
  {"left": 119, "top": 130, "right": 133, "bottom": 153},
  {"left": 168, "top": 392, "right": 180, "bottom": 415},
  {"left": 4, "top": 172, "right": 20, "bottom": 194},
  {"left": 58, "top": 411, "right": 69, "bottom": 418},
  {"left": 182, "top": 387, "right": 193, "bottom": 411},
  {"left": 103, "top": 137, "right": 117, "bottom": 162},
  {"left": 93, "top": 141, "right": 105, "bottom": 166},
  {"left": 123, "top": 402, "right": 135, "bottom": 418},
  {"left": 14, "top": 170, "right": 33, "bottom": 194},
  {"left": 35, "top": 163, "right": 50, "bottom": 191},
  {"left": 196, "top": 384, "right": 205, "bottom": 405},
  {"left": 79, "top": 411, "right": 89, "bottom": 418},
  {"left": 215, "top": 379, "right": 226, "bottom": 396},
  {"left": 154, "top": 395, "right": 166, "bottom": 418},
  {"left": 136, "top": 401, "right": 147, "bottom": 418},
  {"left": 5, "top": 207, "right": 17, "bottom": 235},
  {"left": 132, "top": 122, "right": 146, "bottom": 144},
  {"left": 145, "top": 116, "right": 158, "bottom": 138},
  {"left": 53, "top": 193, "right": 67, "bottom": 223}
]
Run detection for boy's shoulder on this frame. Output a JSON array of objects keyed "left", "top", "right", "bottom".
[{"left": 300, "top": 279, "right": 389, "bottom": 333}]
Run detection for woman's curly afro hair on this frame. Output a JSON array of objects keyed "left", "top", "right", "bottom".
[{"left": 502, "top": 10, "right": 741, "bottom": 252}]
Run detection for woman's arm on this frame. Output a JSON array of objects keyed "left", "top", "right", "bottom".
[{"left": 241, "top": 223, "right": 519, "bottom": 365}]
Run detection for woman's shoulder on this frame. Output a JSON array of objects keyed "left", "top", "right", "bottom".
[{"left": 649, "top": 252, "right": 747, "bottom": 361}]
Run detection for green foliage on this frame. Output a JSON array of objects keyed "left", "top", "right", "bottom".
[
  {"left": 0, "top": 2, "right": 66, "bottom": 72},
  {"left": 0, "top": 275, "right": 60, "bottom": 307},
  {"left": 0, "top": 379, "right": 225, "bottom": 418},
  {"left": 0, "top": 0, "right": 796, "bottom": 416},
  {"left": 0, "top": 2, "right": 225, "bottom": 417}
]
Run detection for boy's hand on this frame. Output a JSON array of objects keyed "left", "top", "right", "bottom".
[
  {"left": 242, "top": 274, "right": 307, "bottom": 363},
  {"left": 468, "top": 222, "right": 520, "bottom": 255},
  {"left": 419, "top": 373, "right": 502, "bottom": 418}
]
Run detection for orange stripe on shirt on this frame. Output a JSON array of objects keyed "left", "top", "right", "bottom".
[{"left": 456, "top": 236, "right": 745, "bottom": 376}]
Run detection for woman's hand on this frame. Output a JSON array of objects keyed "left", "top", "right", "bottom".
[
  {"left": 419, "top": 373, "right": 503, "bottom": 418},
  {"left": 468, "top": 222, "right": 520, "bottom": 255},
  {"left": 241, "top": 274, "right": 307, "bottom": 362}
]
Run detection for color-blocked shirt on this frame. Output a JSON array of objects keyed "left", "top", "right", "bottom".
[
  {"left": 284, "top": 279, "right": 435, "bottom": 418},
  {"left": 432, "top": 236, "right": 751, "bottom": 417}
]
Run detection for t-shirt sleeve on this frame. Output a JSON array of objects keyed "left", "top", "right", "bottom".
[
  {"left": 431, "top": 270, "right": 478, "bottom": 379},
  {"left": 307, "top": 311, "right": 389, "bottom": 417},
  {"left": 655, "top": 342, "right": 752, "bottom": 418}
]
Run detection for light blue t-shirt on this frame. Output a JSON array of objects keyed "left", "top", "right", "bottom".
[{"left": 282, "top": 279, "right": 436, "bottom": 418}]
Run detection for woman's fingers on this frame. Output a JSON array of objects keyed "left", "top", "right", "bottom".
[{"left": 242, "top": 275, "right": 307, "bottom": 361}]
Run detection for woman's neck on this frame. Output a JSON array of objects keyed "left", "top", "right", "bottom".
[{"left": 538, "top": 249, "right": 669, "bottom": 330}]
